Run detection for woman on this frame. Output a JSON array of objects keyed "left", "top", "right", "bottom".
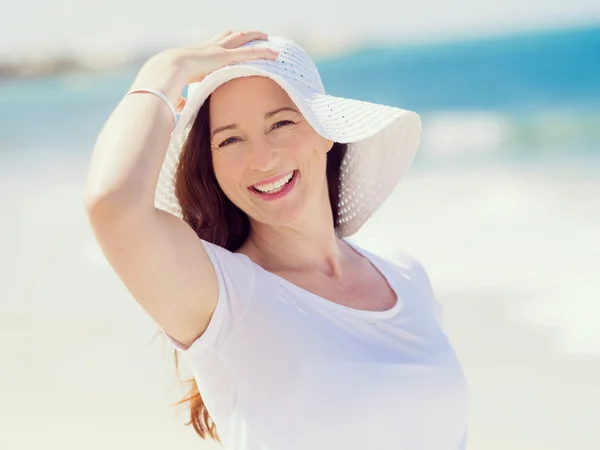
[{"left": 84, "top": 30, "right": 469, "bottom": 450}]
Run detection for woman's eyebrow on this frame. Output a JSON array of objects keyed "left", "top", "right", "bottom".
[
  {"left": 264, "top": 106, "right": 299, "bottom": 118},
  {"left": 211, "top": 124, "right": 238, "bottom": 140}
]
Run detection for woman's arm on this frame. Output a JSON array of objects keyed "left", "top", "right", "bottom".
[{"left": 82, "top": 31, "right": 277, "bottom": 348}]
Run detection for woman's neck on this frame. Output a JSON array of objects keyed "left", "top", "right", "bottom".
[{"left": 240, "top": 215, "right": 350, "bottom": 278}]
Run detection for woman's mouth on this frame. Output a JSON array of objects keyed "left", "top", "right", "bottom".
[{"left": 249, "top": 170, "right": 298, "bottom": 200}]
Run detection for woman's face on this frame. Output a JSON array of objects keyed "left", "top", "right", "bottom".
[{"left": 209, "top": 76, "right": 333, "bottom": 229}]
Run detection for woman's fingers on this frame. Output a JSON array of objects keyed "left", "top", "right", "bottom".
[
  {"left": 164, "top": 29, "right": 277, "bottom": 85},
  {"left": 220, "top": 30, "right": 269, "bottom": 49},
  {"left": 228, "top": 45, "right": 279, "bottom": 64},
  {"left": 217, "top": 30, "right": 278, "bottom": 65},
  {"left": 208, "top": 29, "right": 234, "bottom": 42}
]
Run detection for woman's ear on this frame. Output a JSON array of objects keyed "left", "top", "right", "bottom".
[{"left": 325, "top": 139, "right": 335, "bottom": 153}]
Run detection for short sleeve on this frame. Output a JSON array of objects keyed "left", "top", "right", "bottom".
[{"left": 164, "top": 240, "right": 256, "bottom": 353}]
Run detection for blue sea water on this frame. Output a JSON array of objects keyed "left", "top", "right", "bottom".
[
  {"left": 0, "top": 24, "right": 599, "bottom": 167},
  {"left": 317, "top": 25, "right": 600, "bottom": 112}
]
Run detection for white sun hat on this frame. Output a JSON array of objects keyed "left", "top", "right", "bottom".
[{"left": 155, "top": 36, "right": 422, "bottom": 237}]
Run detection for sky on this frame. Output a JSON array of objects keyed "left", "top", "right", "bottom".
[{"left": 2, "top": 0, "right": 600, "bottom": 62}]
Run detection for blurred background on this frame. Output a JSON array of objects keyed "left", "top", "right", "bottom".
[{"left": 1, "top": 1, "right": 600, "bottom": 449}]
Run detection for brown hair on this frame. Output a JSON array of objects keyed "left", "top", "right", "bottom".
[{"left": 171, "top": 94, "right": 347, "bottom": 441}]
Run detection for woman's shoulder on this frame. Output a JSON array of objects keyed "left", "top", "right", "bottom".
[
  {"left": 198, "top": 239, "right": 257, "bottom": 290},
  {"left": 200, "top": 239, "right": 254, "bottom": 264},
  {"left": 346, "top": 240, "right": 441, "bottom": 323}
]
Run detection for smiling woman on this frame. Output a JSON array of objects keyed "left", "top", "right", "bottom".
[
  {"left": 84, "top": 31, "right": 467, "bottom": 450},
  {"left": 173, "top": 83, "right": 348, "bottom": 252},
  {"left": 205, "top": 76, "right": 339, "bottom": 231}
]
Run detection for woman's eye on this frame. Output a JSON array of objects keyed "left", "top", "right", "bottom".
[
  {"left": 272, "top": 120, "right": 294, "bottom": 130},
  {"left": 218, "top": 137, "right": 240, "bottom": 147}
]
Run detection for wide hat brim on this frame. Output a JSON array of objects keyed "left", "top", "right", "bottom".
[{"left": 155, "top": 39, "right": 422, "bottom": 237}]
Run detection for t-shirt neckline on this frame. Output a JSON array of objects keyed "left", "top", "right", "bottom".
[{"left": 238, "top": 238, "right": 403, "bottom": 319}]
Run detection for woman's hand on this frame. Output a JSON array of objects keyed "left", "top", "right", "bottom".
[{"left": 131, "top": 30, "right": 279, "bottom": 112}]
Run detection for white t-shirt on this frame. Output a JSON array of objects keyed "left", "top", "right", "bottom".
[{"left": 165, "top": 239, "right": 469, "bottom": 450}]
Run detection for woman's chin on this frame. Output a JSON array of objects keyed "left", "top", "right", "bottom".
[
  {"left": 254, "top": 210, "right": 303, "bottom": 229},
  {"left": 248, "top": 200, "right": 307, "bottom": 229}
]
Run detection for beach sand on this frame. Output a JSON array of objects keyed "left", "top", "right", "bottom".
[{"left": 1, "top": 155, "right": 599, "bottom": 449}]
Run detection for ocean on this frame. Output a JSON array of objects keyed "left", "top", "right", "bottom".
[{"left": 0, "top": 24, "right": 599, "bottom": 166}]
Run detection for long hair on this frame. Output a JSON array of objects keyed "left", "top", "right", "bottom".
[{"left": 171, "top": 94, "right": 348, "bottom": 441}]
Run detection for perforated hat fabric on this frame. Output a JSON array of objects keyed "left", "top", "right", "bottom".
[{"left": 155, "top": 36, "right": 422, "bottom": 237}]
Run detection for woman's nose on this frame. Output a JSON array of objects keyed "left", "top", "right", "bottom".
[{"left": 248, "top": 140, "right": 280, "bottom": 173}]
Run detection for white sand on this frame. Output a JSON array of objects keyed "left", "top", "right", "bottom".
[{"left": 1, "top": 155, "right": 599, "bottom": 449}]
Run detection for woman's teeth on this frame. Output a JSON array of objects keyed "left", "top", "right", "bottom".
[{"left": 253, "top": 172, "right": 294, "bottom": 194}]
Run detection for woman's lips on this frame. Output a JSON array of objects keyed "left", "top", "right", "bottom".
[{"left": 249, "top": 170, "right": 298, "bottom": 201}]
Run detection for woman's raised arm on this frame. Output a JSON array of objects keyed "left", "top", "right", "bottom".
[{"left": 82, "top": 31, "right": 277, "bottom": 348}]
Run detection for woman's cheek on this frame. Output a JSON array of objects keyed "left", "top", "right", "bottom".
[{"left": 213, "top": 151, "right": 246, "bottom": 196}]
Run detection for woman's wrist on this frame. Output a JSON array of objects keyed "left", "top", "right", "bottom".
[{"left": 130, "top": 54, "right": 188, "bottom": 106}]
